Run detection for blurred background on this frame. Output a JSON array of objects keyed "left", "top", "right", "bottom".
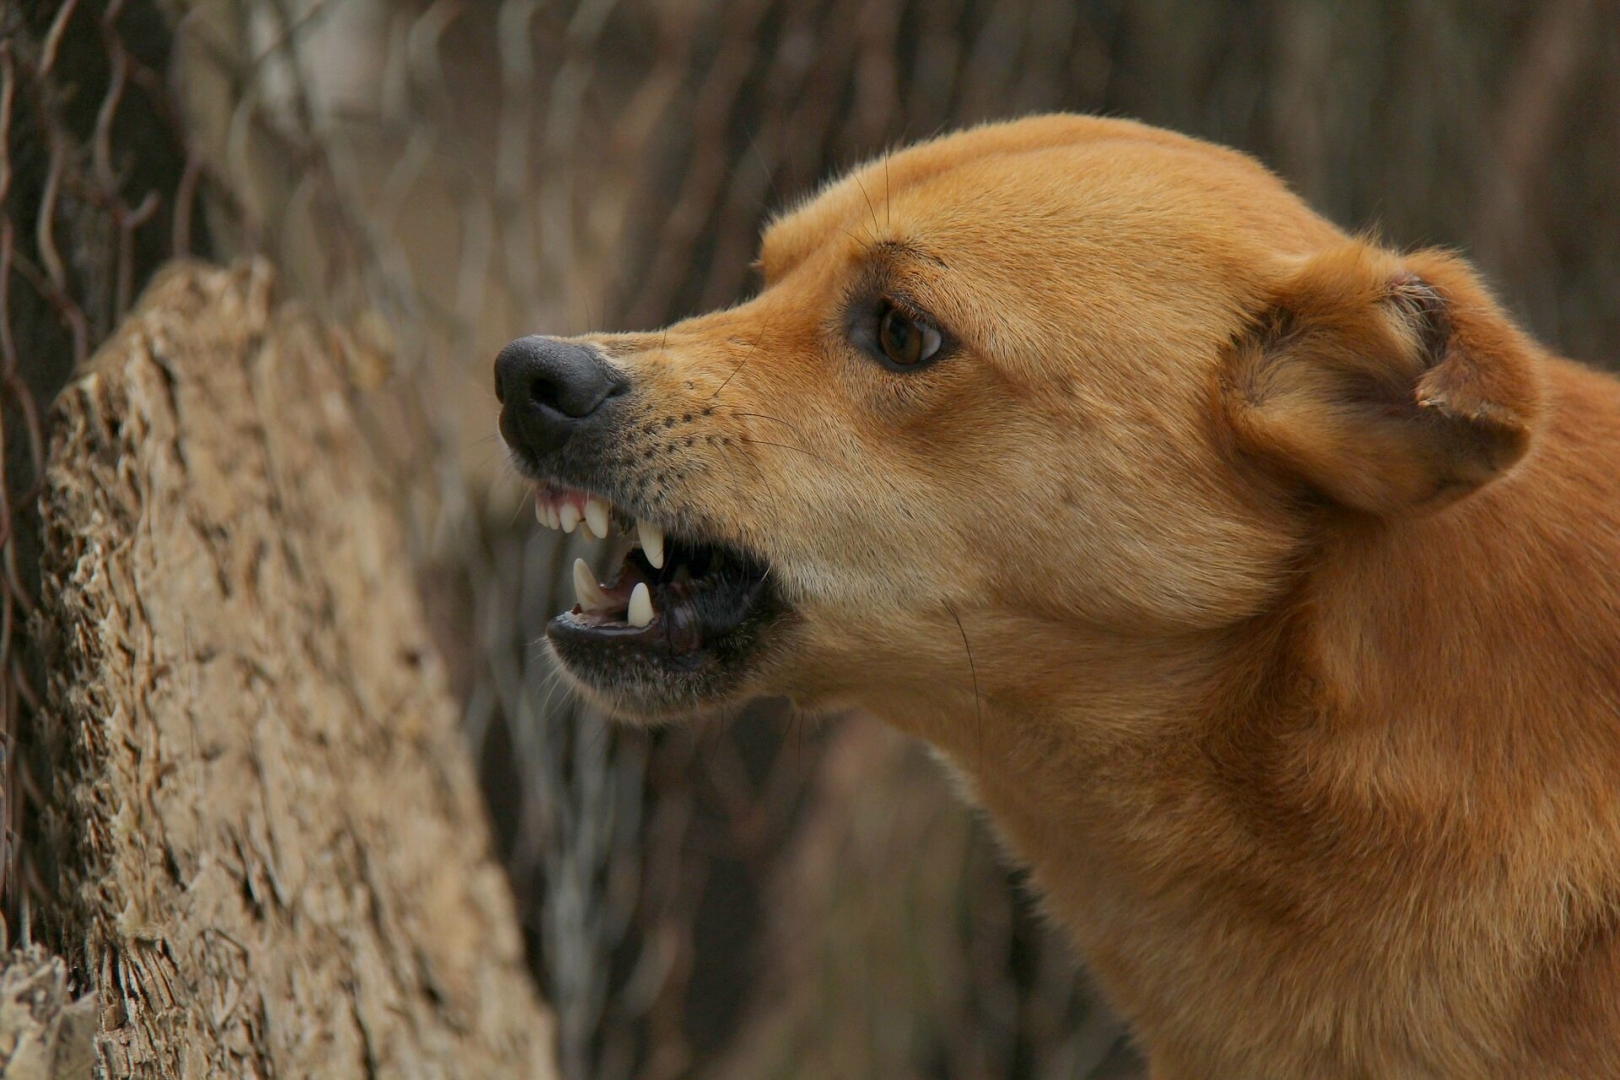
[{"left": 3, "top": 1, "right": 1617, "bottom": 1077}]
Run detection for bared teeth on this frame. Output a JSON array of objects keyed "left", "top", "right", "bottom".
[
  {"left": 637, "top": 518, "right": 666, "bottom": 569},
  {"left": 627, "top": 582, "right": 654, "bottom": 627},
  {"left": 584, "top": 496, "right": 611, "bottom": 540},
  {"left": 534, "top": 487, "right": 563, "bottom": 531},
  {"left": 533, "top": 488, "right": 630, "bottom": 543},
  {"left": 572, "top": 558, "right": 614, "bottom": 612}
]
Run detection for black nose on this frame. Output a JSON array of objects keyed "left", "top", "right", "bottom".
[{"left": 496, "top": 335, "right": 626, "bottom": 457}]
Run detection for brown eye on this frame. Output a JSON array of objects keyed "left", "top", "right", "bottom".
[{"left": 878, "top": 303, "right": 942, "bottom": 367}]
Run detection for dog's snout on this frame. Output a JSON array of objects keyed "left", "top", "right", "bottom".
[{"left": 496, "top": 335, "right": 625, "bottom": 456}]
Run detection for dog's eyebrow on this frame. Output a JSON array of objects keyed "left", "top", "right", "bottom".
[
  {"left": 871, "top": 237, "right": 947, "bottom": 270},
  {"left": 835, "top": 234, "right": 964, "bottom": 317},
  {"left": 853, "top": 240, "right": 954, "bottom": 314}
]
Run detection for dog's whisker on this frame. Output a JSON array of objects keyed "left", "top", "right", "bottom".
[
  {"left": 839, "top": 227, "right": 876, "bottom": 255},
  {"left": 707, "top": 405, "right": 810, "bottom": 437},
  {"left": 715, "top": 411, "right": 918, "bottom": 510},
  {"left": 737, "top": 438, "right": 841, "bottom": 470},
  {"left": 884, "top": 153, "right": 892, "bottom": 229},
  {"left": 854, "top": 173, "right": 883, "bottom": 242},
  {"left": 709, "top": 318, "right": 774, "bottom": 402},
  {"left": 944, "top": 601, "right": 984, "bottom": 770},
  {"left": 713, "top": 443, "right": 747, "bottom": 500}
]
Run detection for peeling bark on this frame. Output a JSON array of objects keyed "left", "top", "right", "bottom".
[
  {"left": 0, "top": 946, "right": 96, "bottom": 1080},
  {"left": 30, "top": 261, "right": 556, "bottom": 1079}
]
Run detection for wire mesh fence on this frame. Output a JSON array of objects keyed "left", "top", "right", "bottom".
[
  {"left": 1, "top": 0, "right": 210, "bottom": 940},
  {"left": 4, "top": 2, "right": 1618, "bottom": 1078}
]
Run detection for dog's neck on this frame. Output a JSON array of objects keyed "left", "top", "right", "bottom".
[{"left": 850, "top": 610, "right": 1268, "bottom": 884}]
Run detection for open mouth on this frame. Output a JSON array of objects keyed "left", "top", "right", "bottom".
[{"left": 533, "top": 484, "right": 784, "bottom": 712}]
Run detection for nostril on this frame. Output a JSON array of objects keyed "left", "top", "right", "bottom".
[
  {"left": 533, "top": 368, "right": 613, "bottom": 419},
  {"left": 527, "top": 371, "right": 566, "bottom": 413}
]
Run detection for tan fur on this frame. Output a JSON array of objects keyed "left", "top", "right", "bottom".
[{"left": 558, "top": 115, "right": 1620, "bottom": 1077}]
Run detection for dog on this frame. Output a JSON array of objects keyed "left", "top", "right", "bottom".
[{"left": 494, "top": 114, "right": 1620, "bottom": 1078}]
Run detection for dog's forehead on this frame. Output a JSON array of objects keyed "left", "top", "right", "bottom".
[{"left": 760, "top": 115, "right": 1335, "bottom": 287}]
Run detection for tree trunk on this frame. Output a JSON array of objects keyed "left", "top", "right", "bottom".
[{"left": 28, "top": 260, "right": 556, "bottom": 1079}]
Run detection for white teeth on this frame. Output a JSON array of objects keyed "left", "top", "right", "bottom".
[
  {"left": 533, "top": 490, "right": 617, "bottom": 537},
  {"left": 627, "top": 582, "right": 654, "bottom": 628},
  {"left": 584, "top": 496, "right": 611, "bottom": 540},
  {"left": 637, "top": 518, "right": 666, "bottom": 569},
  {"left": 572, "top": 558, "right": 614, "bottom": 611}
]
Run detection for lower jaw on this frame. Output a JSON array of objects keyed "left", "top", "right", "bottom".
[
  {"left": 544, "top": 632, "right": 759, "bottom": 720},
  {"left": 544, "top": 598, "right": 789, "bottom": 720}
]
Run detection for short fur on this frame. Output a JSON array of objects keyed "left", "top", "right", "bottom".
[{"left": 541, "top": 115, "right": 1620, "bottom": 1078}]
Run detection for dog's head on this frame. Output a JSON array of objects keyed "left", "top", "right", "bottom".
[{"left": 496, "top": 115, "right": 1542, "bottom": 729}]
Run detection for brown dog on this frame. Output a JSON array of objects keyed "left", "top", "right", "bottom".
[{"left": 494, "top": 115, "right": 1620, "bottom": 1078}]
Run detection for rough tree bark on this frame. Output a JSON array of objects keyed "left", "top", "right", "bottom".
[
  {"left": 27, "top": 261, "right": 557, "bottom": 1078},
  {"left": 0, "top": 946, "right": 97, "bottom": 1079}
]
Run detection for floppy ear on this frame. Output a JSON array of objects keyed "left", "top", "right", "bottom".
[{"left": 1223, "top": 241, "right": 1543, "bottom": 515}]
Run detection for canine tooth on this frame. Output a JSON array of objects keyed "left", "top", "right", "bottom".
[
  {"left": 627, "top": 582, "right": 654, "bottom": 627},
  {"left": 638, "top": 518, "right": 666, "bottom": 569},
  {"left": 559, "top": 502, "right": 581, "bottom": 533},
  {"left": 584, "top": 496, "right": 611, "bottom": 540},
  {"left": 572, "top": 558, "right": 614, "bottom": 611}
]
